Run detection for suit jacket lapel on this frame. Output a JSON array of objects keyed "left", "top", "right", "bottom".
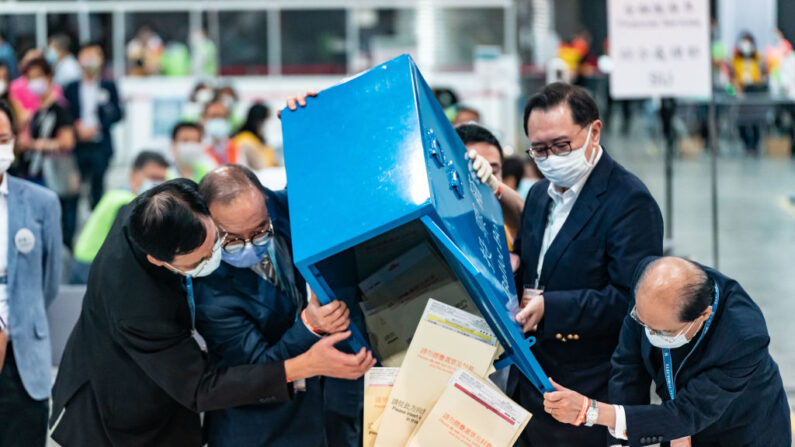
[
  {"left": 539, "top": 151, "right": 614, "bottom": 286},
  {"left": 6, "top": 177, "right": 25, "bottom": 295}
]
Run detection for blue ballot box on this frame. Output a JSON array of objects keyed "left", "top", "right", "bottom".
[{"left": 281, "top": 55, "right": 553, "bottom": 394}]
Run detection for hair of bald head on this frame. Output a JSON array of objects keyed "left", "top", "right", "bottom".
[
  {"left": 198, "top": 164, "right": 266, "bottom": 207},
  {"left": 635, "top": 257, "right": 715, "bottom": 323}
]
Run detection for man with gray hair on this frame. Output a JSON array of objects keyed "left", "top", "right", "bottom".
[
  {"left": 194, "top": 165, "right": 366, "bottom": 446},
  {"left": 542, "top": 256, "right": 791, "bottom": 446}
]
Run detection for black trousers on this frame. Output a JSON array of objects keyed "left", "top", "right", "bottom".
[
  {"left": 0, "top": 343, "right": 49, "bottom": 447},
  {"left": 75, "top": 143, "right": 111, "bottom": 209},
  {"left": 60, "top": 195, "right": 79, "bottom": 250}
]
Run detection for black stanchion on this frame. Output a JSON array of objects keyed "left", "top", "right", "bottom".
[{"left": 708, "top": 94, "right": 719, "bottom": 268}]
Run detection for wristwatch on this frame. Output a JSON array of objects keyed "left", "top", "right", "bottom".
[{"left": 584, "top": 398, "right": 599, "bottom": 427}]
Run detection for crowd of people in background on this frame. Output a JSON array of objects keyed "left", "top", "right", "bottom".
[
  {"left": 0, "top": 32, "right": 289, "bottom": 287},
  {"left": 0, "top": 23, "right": 790, "bottom": 290},
  {"left": 546, "top": 24, "right": 795, "bottom": 156}
]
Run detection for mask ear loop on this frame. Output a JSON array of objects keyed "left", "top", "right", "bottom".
[{"left": 584, "top": 123, "right": 598, "bottom": 166}]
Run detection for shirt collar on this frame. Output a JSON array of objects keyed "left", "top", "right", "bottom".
[
  {"left": 547, "top": 145, "right": 604, "bottom": 203},
  {"left": 0, "top": 173, "right": 9, "bottom": 196}
]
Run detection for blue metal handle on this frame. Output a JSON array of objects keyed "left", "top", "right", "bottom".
[
  {"left": 425, "top": 129, "right": 445, "bottom": 168},
  {"left": 446, "top": 164, "right": 464, "bottom": 199}
]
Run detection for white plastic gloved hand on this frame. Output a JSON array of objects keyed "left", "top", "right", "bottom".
[{"left": 467, "top": 150, "right": 500, "bottom": 194}]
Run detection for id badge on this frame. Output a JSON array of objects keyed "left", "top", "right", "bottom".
[{"left": 191, "top": 329, "right": 208, "bottom": 353}]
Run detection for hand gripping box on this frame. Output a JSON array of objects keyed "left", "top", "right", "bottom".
[{"left": 280, "top": 54, "right": 553, "bottom": 394}]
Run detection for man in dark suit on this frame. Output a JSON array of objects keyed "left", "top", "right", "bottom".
[
  {"left": 62, "top": 41, "right": 122, "bottom": 209},
  {"left": 49, "top": 179, "right": 374, "bottom": 446},
  {"left": 507, "top": 82, "right": 664, "bottom": 446},
  {"left": 194, "top": 166, "right": 356, "bottom": 447},
  {"left": 543, "top": 257, "right": 791, "bottom": 446}
]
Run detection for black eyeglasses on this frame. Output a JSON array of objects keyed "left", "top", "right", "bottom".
[
  {"left": 221, "top": 222, "right": 273, "bottom": 254},
  {"left": 525, "top": 141, "right": 575, "bottom": 160},
  {"left": 525, "top": 124, "right": 590, "bottom": 161}
]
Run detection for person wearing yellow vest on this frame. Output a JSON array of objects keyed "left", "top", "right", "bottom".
[
  {"left": 732, "top": 32, "right": 767, "bottom": 155},
  {"left": 202, "top": 98, "right": 245, "bottom": 166},
  {"left": 230, "top": 103, "right": 278, "bottom": 169},
  {"left": 69, "top": 151, "right": 169, "bottom": 283}
]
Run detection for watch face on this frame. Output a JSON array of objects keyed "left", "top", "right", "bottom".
[{"left": 585, "top": 401, "right": 599, "bottom": 426}]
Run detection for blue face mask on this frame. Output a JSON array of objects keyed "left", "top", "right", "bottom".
[{"left": 221, "top": 241, "right": 270, "bottom": 268}]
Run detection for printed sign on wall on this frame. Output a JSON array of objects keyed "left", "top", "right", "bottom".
[{"left": 608, "top": 0, "right": 711, "bottom": 98}]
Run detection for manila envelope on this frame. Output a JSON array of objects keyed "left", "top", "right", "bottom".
[
  {"left": 364, "top": 367, "right": 400, "bottom": 447},
  {"left": 373, "top": 299, "right": 498, "bottom": 447},
  {"left": 363, "top": 280, "right": 479, "bottom": 367},
  {"left": 406, "top": 369, "right": 531, "bottom": 447}
]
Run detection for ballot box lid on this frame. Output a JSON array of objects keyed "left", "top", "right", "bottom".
[{"left": 281, "top": 55, "right": 553, "bottom": 394}]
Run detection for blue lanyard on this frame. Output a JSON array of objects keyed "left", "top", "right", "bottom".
[
  {"left": 662, "top": 282, "right": 719, "bottom": 400},
  {"left": 185, "top": 276, "right": 196, "bottom": 330}
]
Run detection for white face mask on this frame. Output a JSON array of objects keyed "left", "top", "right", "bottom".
[
  {"left": 45, "top": 47, "right": 59, "bottom": 64},
  {"left": 167, "top": 237, "right": 223, "bottom": 278},
  {"left": 194, "top": 89, "right": 213, "bottom": 104},
  {"left": 204, "top": 118, "right": 230, "bottom": 140},
  {"left": 739, "top": 39, "right": 754, "bottom": 57},
  {"left": 644, "top": 320, "right": 698, "bottom": 349},
  {"left": 0, "top": 80, "right": 8, "bottom": 95},
  {"left": 220, "top": 95, "right": 235, "bottom": 109},
  {"left": 137, "top": 178, "right": 162, "bottom": 195},
  {"left": 28, "top": 78, "right": 49, "bottom": 97},
  {"left": 175, "top": 142, "right": 204, "bottom": 165},
  {"left": 0, "top": 140, "right": 15, "bottom": 173},
  {"left": 534, "top": 123, "right": 597, "bottom": 188}
]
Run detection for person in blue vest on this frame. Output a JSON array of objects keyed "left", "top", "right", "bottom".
[
  {"left": 543, "top": 256, "right": 791, "bottom": 447},
  {"left": 194, "top": 165, "right": 369, "bottom": 446}
]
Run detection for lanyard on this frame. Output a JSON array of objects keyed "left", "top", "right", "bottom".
[
  {"left": 662, "top": 282, "right": 719, "bottom": 400},
  {"left": 185, "top": 276, "right": 196, "bottom": 330},
  {"left": 185, "top": 276, "right": 208, "bottom": 352}
]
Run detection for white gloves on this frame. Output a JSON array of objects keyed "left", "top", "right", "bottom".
[{"left": 467, "top": 150, "right": 500, "bottom": 194}]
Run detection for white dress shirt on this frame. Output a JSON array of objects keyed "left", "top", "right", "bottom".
[
  {"left": 0, "top": 174, "right": 9, "bottom": 332},
  {"left": 54, "top": 55, "right": 82, "bottom": 86},
  {"left": 79, "top": 79, "right": 102, "bottom": 140},
  {"left": 610, "top": 404, "right": 628, "bottom": 442},
  {"left": 535, "top": 146, "right": 604, "bottom": 285}
]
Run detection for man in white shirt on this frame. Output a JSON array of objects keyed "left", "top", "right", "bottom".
[
  {"left": 501, "top": 82, "right": 664, "bottom": 446},
  {"left": 0, "top": 99, "right": 63, "bottom": 447},
  {"left": 63, "top": 42, "right": 122, "bottom": 209},
  {"left": 46, "top": 35, "right": 82, "bottom": 87}
]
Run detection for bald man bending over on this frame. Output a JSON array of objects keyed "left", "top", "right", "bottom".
[{"left": 541, "top": 256, "right": 791, "bottom": 447}]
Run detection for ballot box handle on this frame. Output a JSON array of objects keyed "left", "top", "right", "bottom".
[
  {"left": 306, "top": 264, "right": 375, "bottom": 362},
  {"left": 424, "top": 128, "right": 445, "bottom": 168},
  {"left": 446, "top": 163, "right": 465, "bottom": 199}
]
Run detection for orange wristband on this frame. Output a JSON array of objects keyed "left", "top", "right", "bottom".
[
  {"left": 495, "top": 184, "right": 503, "bottom": 199},
  {"left": 574, "top": 397, "right": 590, "bottom": 426},
  {"left": 285, "top": 370, "right": 292, "bottom": 383},
  {"left": 301, "top": 309, "right": 325, "bottom": 335}
]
